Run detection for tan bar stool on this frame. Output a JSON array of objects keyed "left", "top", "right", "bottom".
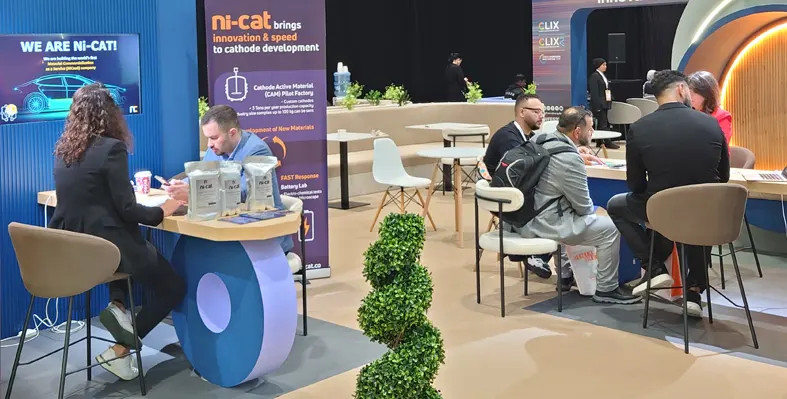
[
  {"left": 5, "top": 222, "right": 146, "bottom": 399},
  {"left": 713, "top": 146, "right": 764, "bottom": 288},
  {"left": 642, "top": 184, "right": 758, "bottom": 354}
]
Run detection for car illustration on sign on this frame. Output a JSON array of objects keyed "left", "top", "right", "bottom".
[{"left": 12, "top": 74, "right": 126, "bottom": 114}]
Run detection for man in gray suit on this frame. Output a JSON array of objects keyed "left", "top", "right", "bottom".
[{"left": 514, "top": 107, "right": 640, "bottom": 304}]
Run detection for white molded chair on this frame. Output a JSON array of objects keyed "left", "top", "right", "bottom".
[
  {"left": 626, "top": 98, "right": 658, "bottom": 117},
  {"left": 281, "top": 194, "right": 308, "bottom": 336},
  {"left": 538, "top": 120, "right": 559, "bottom": 134},
  {"left": 608, "top": 101, "right": 642, "bottom": 125},
  {"left": 474, "top": 180, "right": 563, "bottom": 317},
  {"left": 370, "top": 138, "right": 437, "bottom": 231}
]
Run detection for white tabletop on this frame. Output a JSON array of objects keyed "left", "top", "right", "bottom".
[
  {"left": 326, "top": 132, "right": 384, "bottom": 142},
  {"left": 592, "top": 130, "right": 622, "bottom": 140},
  {"left": 406, "top": 122, "right": 488, "bottom": 130},
  {"left": 417, "top": 147, "right": 486, "bottom": 159}
]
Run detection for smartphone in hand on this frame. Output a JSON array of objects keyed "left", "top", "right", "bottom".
[{"left": 154, "top": 175, "right": 169, "bottom": 186}]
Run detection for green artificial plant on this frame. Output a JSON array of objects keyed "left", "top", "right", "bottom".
[
  {"left": 365, "top": 89, "right": 383, "bottom": 106},
  {"left": 464, "top": 82, "right": 483, "bottom": 103},
  {"left": 355, "top": 213, "right": 445, "bottom": 399},
  {"left": 198, "top": 96, "right": 210, "bottom": 120},
  {"left": 383, "top": 84, "right": 411, "bottom": 106},
  {"left": 343, "top": 82, "right": 365, "bottom": 110},
  {"left": 524, "top": 82, "right": 537, "bottom": 95}
]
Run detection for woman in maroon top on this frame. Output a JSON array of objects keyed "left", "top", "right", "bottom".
[{"left": 688, "top": 71, "right": 732, "bottom": 146}]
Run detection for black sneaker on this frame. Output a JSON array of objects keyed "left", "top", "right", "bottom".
[
  {"left": 525, "top": 256, "right": 552, "bottom": 279},
  {"left": 592, "top": 287, "right": 642, "bottom": 305},
  {"left": 555, "top": 276, "right": 576, "bottom": 293},
  {"left": 684, "top": 290, "right": 703, "bottom": 318}
]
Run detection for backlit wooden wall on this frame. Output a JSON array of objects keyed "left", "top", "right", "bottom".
[{"left": 722, "top": 26, "right": 787, "bottom": 170}]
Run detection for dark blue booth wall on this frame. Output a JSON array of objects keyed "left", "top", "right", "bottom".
[{"left": 0, "top": 0, "right": 199, "bottom": 339}]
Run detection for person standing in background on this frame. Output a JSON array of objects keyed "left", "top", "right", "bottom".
[
  {"left": 643, "top": 69, "right": 656, "bottom": 96},
  {"left": 688, "top": 71, "right": 732, "bottom": 148},
  {"left": 588, "top": 58, "right": 619, "bottom": 149},
  {"left": 445, "top": 52, "right": 468, "bottom": 102},
  {"left": 504, "top": 74, "right": 528, "bottom": 99}
]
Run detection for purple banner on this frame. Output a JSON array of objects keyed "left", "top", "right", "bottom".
[{"left": 204, "top": 0, "right": 329, "bottom": 275}]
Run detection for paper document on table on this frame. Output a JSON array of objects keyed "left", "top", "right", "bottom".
[{"left": 137, "top": 195, "right": 168, "bottom": 208}]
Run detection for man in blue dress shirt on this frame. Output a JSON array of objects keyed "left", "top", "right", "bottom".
[{"left": 165, "top": 104, "right": 293, "bottom": 253}]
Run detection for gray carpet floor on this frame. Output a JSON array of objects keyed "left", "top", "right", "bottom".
[
  {"left": 526, "top": 252, "right": 787, "bottom": 367},
  {"left": 1, "top": 316, "right": 385, "bottom": 398}
]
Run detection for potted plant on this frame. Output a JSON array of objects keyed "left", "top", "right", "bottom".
[
  {"left": 464, "top": 82, "right": 483, "bottom": 103},
  {"left": 524, "top": 82, "right": 537, "bottom": 95},
  {"left": 198, "top": 97, "right": 210, "bottom": 151},
  {"left": 365, "top": 89, "right": 382, "bottom": 106},
  {"left": 383, "top": 84, "right": 411, "bottom": 106},
  {"left": 355, "top": 213, "right": 445, "bottom": 399},
  {"left": 342, "top": 82, "right": 365, "bottom": 110},
  {"left": 198, "top": 96, "right": 210, "bottom": 120}
]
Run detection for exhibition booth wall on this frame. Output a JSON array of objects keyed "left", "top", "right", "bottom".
[{"left": 0, "top": 0, "right": 199, "bottom": 339}]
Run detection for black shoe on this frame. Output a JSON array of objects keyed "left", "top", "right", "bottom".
[
  {"left": 605, "top": 140, "right": 620, "bottom": 149},
  {"left": 507, "top": 255, "right": 552, "bottom": 279},
  {"left": 555, "top": 276, "right": 576, "bottom": 293},
  {"left": 684, "top": 290, "right": 703, "bottom": 318},
  {"left": 592, "top": 287, "right": 642, "bottom": 305}
]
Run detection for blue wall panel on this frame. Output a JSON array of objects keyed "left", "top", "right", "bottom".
[{"left": 0, "top": 0, "right": 198, "bottom": 338}]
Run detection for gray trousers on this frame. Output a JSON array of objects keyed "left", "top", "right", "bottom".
[{"left": 558, "top": 215, "right": 621, "bottom": 292}]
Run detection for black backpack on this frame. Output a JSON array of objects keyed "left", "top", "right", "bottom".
[{"left": 489, "top": 135, "right": 575, "bottom": 228}]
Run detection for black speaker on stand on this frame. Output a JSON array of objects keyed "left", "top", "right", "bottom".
[{"left": 607, "top": 33, "right": 626, "bottom": 79}]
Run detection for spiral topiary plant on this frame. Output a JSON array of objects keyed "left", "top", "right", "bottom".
[{"left": 355, "top": 213, "right": 445, "bottom": 399}]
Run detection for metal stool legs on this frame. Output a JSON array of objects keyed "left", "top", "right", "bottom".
[
  {"left": 644, "top": 237, "right": 759, "bottom": 353},
  {"left": 729, "top": 243, "right": 759, "bottom": 349},
  {"left": 556, "top": 245, "right": 563, "bottom": 313},
  {"left": 642, "top": 233, "right": 656, "bottom": 329},
  {"left": 679, "top": 244, "right": 689, "bottom": 354},
  {"left": 716, "top": 214, "right": 763, "bottom": 289},
  {"left": 744, "top": 214, "right": 764, "bottom": 278},
  {"left": 127, "top": 278, "right": 147, "bottom": 395},
  {"left": 5, "top": 297, "right": 35, "bottom": 399}
]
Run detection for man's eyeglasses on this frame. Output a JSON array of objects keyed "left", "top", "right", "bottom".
[{"left": 523, "top": 107, "right": 545, "bottom": 115}]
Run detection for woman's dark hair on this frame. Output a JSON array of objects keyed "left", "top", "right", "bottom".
[
  {"left": 55, "top": 83, "right": 132, "bottom": 165},
  {"left": 448, "top": 52, "right": 462, "bottom": 63},
  {"left": 687, "top": 71, "right": 721, "bottom": 114}
]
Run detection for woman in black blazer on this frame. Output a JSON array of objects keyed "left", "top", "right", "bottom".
[
  {"left": 445, "top": 52, "right": 468, "bottom": 102},
  {"left": 49, "top": 83, "right": 185, "bottom": 381}
]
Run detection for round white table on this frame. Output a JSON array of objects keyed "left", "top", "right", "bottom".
[
  {"left": 591, "top": 130, "right": 622, "bottom": 141},
  {"left": 417, "top": 147, "right": 486, "bottom": 248},
  {"left": 591, "top": 130, "right": 623, "bottom": 158}
]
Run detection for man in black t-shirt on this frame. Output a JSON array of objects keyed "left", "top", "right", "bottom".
[{"left": 503, "top": 74, "right": 528, "bottom": 100}]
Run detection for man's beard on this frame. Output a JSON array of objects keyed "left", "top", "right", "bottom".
[
  {"left": 578, "top": 136, "right": 590, "bottom": 146},
  {"left": 527, "top": 121, "right": 541, "bottom": 131}
]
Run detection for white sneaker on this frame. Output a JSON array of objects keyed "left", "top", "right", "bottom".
[
  {"left": 632, "top": 273, "right": 675, "bottom": 297},
  {"left": 96, "top": 347, "right": 139, "bottom": 381},
  {"left": 99, "top": 302, "right": 141, "bottom": 349}
]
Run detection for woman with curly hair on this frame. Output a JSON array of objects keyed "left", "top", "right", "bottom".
[
  {"left": 688, "top": 71, "right": 732, "bottom": 146},
  {"left": 49, "top": 83, "right": 185, "bottom": 382}
]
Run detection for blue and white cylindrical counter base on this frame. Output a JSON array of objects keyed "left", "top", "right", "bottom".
[{"left": 170, "top": 235, "right": 297, "bottom": 387}]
